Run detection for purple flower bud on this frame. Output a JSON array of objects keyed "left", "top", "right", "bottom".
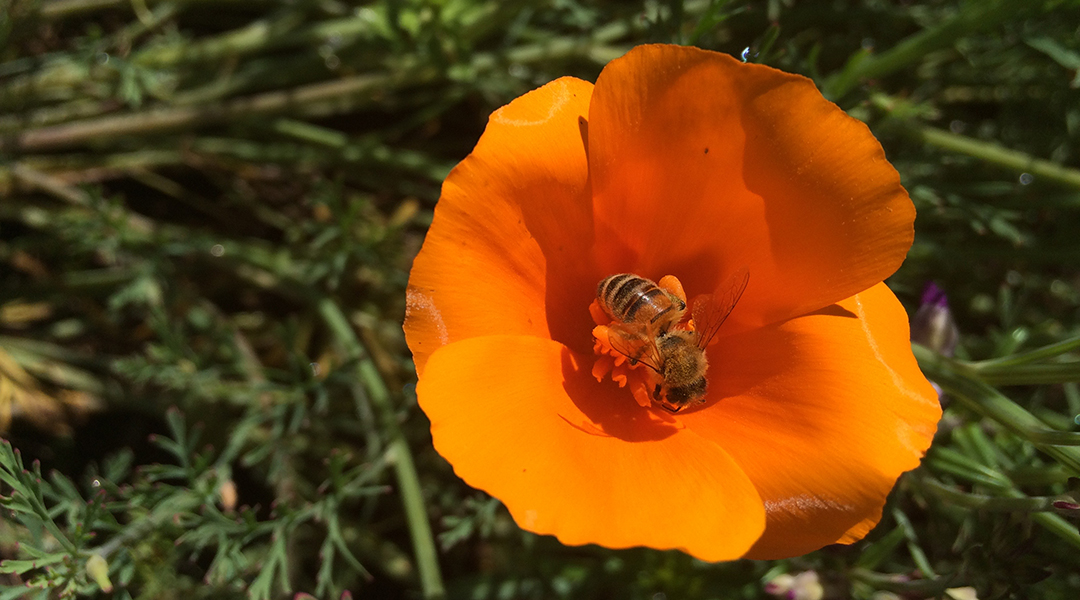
[{"left": 911, "top": 282, "right": 959, "bottom": 357}]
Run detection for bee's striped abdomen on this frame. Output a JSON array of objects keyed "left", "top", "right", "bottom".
[{"left": 597, "top": 274, "right": 684, "bottom": 326}]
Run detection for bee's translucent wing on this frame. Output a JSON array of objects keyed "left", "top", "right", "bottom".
[
  {"left": 691, "top": 267, "right": 749, "bottom": 350},
  {"left": 605, "top": 323, "right": 662, "bottom": 373}
]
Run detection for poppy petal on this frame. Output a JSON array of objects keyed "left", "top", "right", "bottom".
[
  {"left": 418, "top": 335, "right": 767, "bottom": 561},
  {"left": 588, "top": 44, "right": 914, "bottom": 331},
  {"left": 681, "top": 282, "right": 940, "bottom": 559},
  {"left": 405, "top": 77, "right": 597, "bottom": 375}
]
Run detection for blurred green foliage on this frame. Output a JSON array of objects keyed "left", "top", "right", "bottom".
[{"left": 2, "top": 0, "right": 1080, "bottom": 598}]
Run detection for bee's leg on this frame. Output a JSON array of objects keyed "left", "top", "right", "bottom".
[{"left": 654, "top": 387, "right": 683, "bottom": 413}]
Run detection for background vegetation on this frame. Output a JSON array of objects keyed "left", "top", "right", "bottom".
[{"left": 2, "top": 0, "right": 1080, "bottom": 598}]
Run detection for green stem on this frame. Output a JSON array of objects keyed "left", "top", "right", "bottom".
[
  {"left": 37, "top": 0, "right": 269, "bottom": 20},
  {"left": 3, "top": 69, "right": 423, "bottom": 152},
  {"left": 848, "top": 568, "right": 958, "bottom": 596},
  {"left": 824, "top": 0, "right": 1036, "bottom": 100},
  {"left": 920, "top": 477, "right": 1061, "bottom": 512},
  {"left": 2, "top": 30, "right": 626, "bottom": 153},
  {"left": 914, "top": 345, "right": 1080, "bottom": 469},
  {"left": 973, "top": 335, "right": 1080, "bottom": 369},
  {"left": 37, "top": 0, "right": 131, "bottom": 18},
  {"left": 0, "top": 98, "right": 117, "bottom": 134},
  {"left": 975, "top": 363, "right": 1080, "bottom": 387},
  {"left": 134, "top": 11, "right": 357, "bottom": 68},
  {"left": 0, "top": 151, "right": 182, "bottom": 195},
  {"left": 9, "top": 163, "right": 91, "bottom": 205},
  {"left": 1008, "top": 465, "right": 1073, "bottom": 486},
  {"left": 915, "top": 125, "right": 1080, "bottom": 189},
  {"left": 929, "top": 447, "right": 1013, "bottom": 489},
  {"left": 315, "top": 297, "right": 445, "bottom": 600},
  {"left": 1032, "top": 512, "right": 1080, "bottom": 551}
]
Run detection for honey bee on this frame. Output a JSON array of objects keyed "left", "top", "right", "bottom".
[{"left": 596, "top": 268, "right": 749, "bottom": 413}]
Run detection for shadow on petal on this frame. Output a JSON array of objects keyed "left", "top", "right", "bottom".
[
  {"left": 803, "top": 304, "right": 857, "bottom": 319},
  {"left": 520, "top": 182, "right": 600, "bottom": 357},
  {"left": 690, "top": 303, "right": 854, "bottom": 414},
  {"left": 560, "top": 348, "right": 679, "bottom": 442}
]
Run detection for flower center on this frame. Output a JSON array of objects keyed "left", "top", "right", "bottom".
[{"left": 590, "top": 274, "right": 696, "bottom": 411}]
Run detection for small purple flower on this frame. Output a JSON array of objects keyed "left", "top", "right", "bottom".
[{"left": 911, "top": 282, "right": 959, "bottom": 358}]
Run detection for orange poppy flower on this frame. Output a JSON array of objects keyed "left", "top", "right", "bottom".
[{"left": 404, "top": 44, "right": 941, "bottom": 561}]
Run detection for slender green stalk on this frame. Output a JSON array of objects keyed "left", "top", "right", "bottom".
[
  {"left": 38, "top": 0, "right": 130, "bottom": 18},
  {"left": 973, "top": 335, "right": 1080, "bottom": 369},
  {"left": 0, "top": 59, "right": 104, "bottom": 111},
  {"left": 975, "top": 363, "right": 1080, "bottom": 386},
  {"left": 848, "top": 568, "right": 958, "bottom": 596},
  {"left": 880, "top": 475, "right": 1080, "bottom": 559},
  {"left": 929, "top": 446, "right": 1013, "bottom": 489},
  {"left": 0, "top": 150, "right": 181, "bottom": 183},
  {"left": 953, "top": 422, "right": 1003, "bottom": 470},
  {"left": 1033, "top": 512, "right": 1080, "bottom": 551},
  {"left": 133, "top": 11, "right": 370, "bottom": 68},
  {"left": 272, "top": 119, "right": 349, "bottom": 148},
  {"left": 2, "top": 31, "right": 631, "bottom": 153},
  {"left": 825, "top": 0, "right": 1036, "bottom": 99},
  {"left": 914, "top": 344, "right": 1080, "bottom": 470},
  {"left": 891, "top": 508, "right": 937, "bottom": 578},
  {"left": 0, "top": 98, "right": 116, "bottom": 133},
  {"left": 915, "top": 126, "right": 1080, "bottom": 189},
  {"left": 920, "top": 477, "right": 1061, "bottom": 512},
  {"left": 132, "top": 1, "right": 533, "bottom": 70},
  {"left": 9, "top": 163, "right": 91, "bottom": 205},
  {"left": 37, "top": 0, "right": 268, "bottom": 20},
  {"left": 315, "top": 297, "right": 445, "bottom": 600},
  {"left": 3, "top": 70, "right": 420, "bottom": 152},
  {"left": 1008, "top": 465, "right": 1073, "bottom": 486}
]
